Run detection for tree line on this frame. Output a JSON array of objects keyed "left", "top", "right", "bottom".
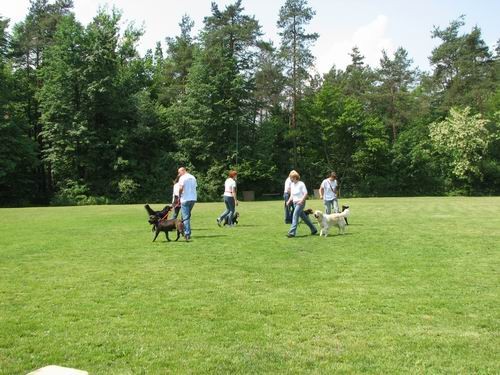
[{"left": 0, "top": 0, "right": 499, "bottom": 206}]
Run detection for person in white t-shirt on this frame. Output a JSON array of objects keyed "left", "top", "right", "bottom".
[
  {"left": 177, "top": 166, "right": 197, "bottom": 241},
  {"left": 286, "top": 170, "right": 317, "bottom": 237},
  {"left": 283, "top": 172, "right": 295, "bottom": 224},
  {"left": 171, "top": 176, "right": 181, "bottom": 219},
  {"left": 319, "top": 171, "right": 338, "bottom": 214},
  {"left": 217, "top": 170, "right": 238, "bottom": 226}
]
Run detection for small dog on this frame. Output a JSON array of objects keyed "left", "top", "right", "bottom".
[
  {"left": 148, "top": 215, "right": 185, "bottom": 242},
  {"left": 223, "top": 211, "right": 240, "bottom": 226},
  {"left": 313, "top": 208, "right": 350, "bottom": 237},
  {"left": 303, "top": 208, "right": 314, "bottom": 216}
]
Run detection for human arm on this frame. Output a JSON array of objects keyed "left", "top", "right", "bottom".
[
  {"left": 297, "top": 193, "right": 308, "bottom": 206},
  {"left": 232, "top": 185, "right": 238, "bottom": 206},
  {"left": 319, "top": 183, "right": 324, "bottom": 200}
]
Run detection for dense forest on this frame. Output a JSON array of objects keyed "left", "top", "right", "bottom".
[{"left": 0, "top": 0, "right": 499, "bottom": 206}]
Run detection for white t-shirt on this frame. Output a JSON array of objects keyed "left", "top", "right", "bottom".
[
  {"left": 224, "top": 178, "right": 236, "bottom": 197},
  {"left": 290, "top": 180, "right": 308, "bottom": 203},
  {"left": 321, "top": 178, "right": 337, "bottom": 200},
  {"left": 178, "top": 173, "right": 197, "bottom": 203},
  {"left": 172, "top": 182, "right": 180, "bottom": 204},
  {"left": 284, "top": 177, "right": 292, "bottom": 194}
]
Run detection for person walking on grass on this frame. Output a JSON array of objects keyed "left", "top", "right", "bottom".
[
  {"left": 171, "top": 175, "right": 181, "bottom": 219},
  {"left": 286, "top": 170, "right": 317, "bottom": 238},
  {"left": 283, "top": 171, "right": 294, "bottom": 224},
  {"left": 319, "top": 171, "right": 339, "bottom": 214},
  {"left": 217, "top": 170, "right": 238, "bottom": 227},
  {"left": 178, "top": 167, "right": 197, "bottom": 241}
]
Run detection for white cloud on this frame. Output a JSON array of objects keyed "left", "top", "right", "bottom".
[{"left": 315, "top": 14, "right": 395, "bottom": 73}]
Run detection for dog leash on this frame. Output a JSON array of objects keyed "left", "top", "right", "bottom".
[{"left": 160, "top": 207, "right": 172, "bottom": 221}]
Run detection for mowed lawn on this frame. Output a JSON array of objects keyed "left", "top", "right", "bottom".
[{"left": 0, "top": 197, "right": 499, "bottom": 374}]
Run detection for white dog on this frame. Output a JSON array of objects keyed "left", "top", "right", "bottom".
[{"left": 313, "top": 208, "right": 350, "bottom": 237}]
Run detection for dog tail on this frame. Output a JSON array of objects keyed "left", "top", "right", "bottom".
[{"left": 144, "top": 204, "right": 156, "bottom": 216}]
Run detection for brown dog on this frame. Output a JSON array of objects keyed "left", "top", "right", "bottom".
[
  {"left": 303, "top": 208, "right": 314, "bottom": 216},
  {"left": 148, "top": 215, "right": 185, "bottom": 242}
]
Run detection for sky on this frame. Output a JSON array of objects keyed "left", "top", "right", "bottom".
[{"left": 1, "top": 0, "right": 499, "bottom": 73}]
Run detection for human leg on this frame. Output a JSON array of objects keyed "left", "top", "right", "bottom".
[
  {"left": 284, "top": 192, "right": 292, "bottom": 223},
  {"left": 224, "top": 196, "right": 235, "bottom": 225},
  {"left": 173, "top": 206, "right": 180, "bottom": 219},
  {"left": 288, "top": 203, "right": 303, "bottom": 236},
  {"left": 181, "top": 201, "right": 195, "bottom": 238},
  {"left": 218, "top": 196, "right": 233, "bottom": 225},
  {"left": 324, "top": 200, "right": 333, "bottom": 214},
  {"left": 333, "top": 198, "right": 339, "bottom": 213}
]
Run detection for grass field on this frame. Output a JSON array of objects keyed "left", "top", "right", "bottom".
[{"left": 0, "top": 197, "right": 499, "bottom": 374}]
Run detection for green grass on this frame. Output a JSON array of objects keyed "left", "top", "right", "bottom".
[{"left": 0, "top": 197, "right": 499, "bottom": 374}]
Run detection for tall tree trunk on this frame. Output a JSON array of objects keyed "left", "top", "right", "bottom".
[{"left": 291, "top": 16, "right": 297, "bottom": 166}]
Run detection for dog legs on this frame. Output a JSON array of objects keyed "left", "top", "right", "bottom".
[
  {"left": 153, "top": 228, "right": 160, "bottom": 242},
  {"left": 339, "top": 218, "right": 347, "bottom": 234}
]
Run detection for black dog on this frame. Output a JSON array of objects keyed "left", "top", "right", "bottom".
[
  {"left": 342, "top": 205, "right": 349, "bottom": 225},
  {"left": 223, "top": 211, "right": 240, "bottom": 226},
  {"left": 145, "top": 203, "right": 171, "bottom": 219},
  {"left": 148, "top": 214, "right": 185, "bottom": 242},
  {"left": 145, "top": 204, "right": 185, "bottom": 241}
]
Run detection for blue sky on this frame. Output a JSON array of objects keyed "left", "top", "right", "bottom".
[{"left": 2, "top": 0, "right": 499, "bottom": 73}]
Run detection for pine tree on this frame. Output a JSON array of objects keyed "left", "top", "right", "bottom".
[
  {"left": 375, "top": 47, "right": 419, "bottom": 141},
  {"left": 430, "top": 16, "right": 496, "bottom": 115},
  {"left": 9, "top": 0, "right": 74, "bottom": 201},
  {"left": 277, "top": 0, "right": 318, "bottom": 165},
  {"left": 0, "top": 17, "right": 38, "bottom": 204}
]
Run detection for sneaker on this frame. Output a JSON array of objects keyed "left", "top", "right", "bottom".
[
  {"left": 286, "top": 233, "right": 295, "bottom": 238},
  {"left": 185, "top": 235, "right": 190, "bottom": 241},
  {"left": 216, "top": 218, "right": 222, "bottom": 227},
  {"left": 311, "top": 231, "right": 318, "bottom": 236}
]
